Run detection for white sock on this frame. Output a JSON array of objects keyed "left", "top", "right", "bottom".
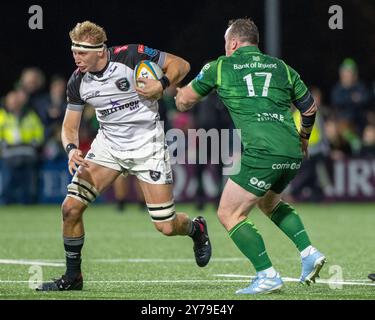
[
  {"left": 300, "top": 245, "right": 317, "bottom": 258},
  {"left": 259, "top": 266, "right": 277, "bottom": 278}
]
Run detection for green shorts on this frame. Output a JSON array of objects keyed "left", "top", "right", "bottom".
[{"left": 230, "top": 155, "right": 302, "bottom": 197}]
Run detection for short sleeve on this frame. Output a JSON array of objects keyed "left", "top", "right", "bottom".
[
  {"left": 287, "top": 64, "right": 309, "bottom": 102},
  {"left": 128, "top": 44, "right": 166, "bottom": 69},
  {"left": 66, "top": 71, "right": 85, "bottom": 112},
  {"left": 191, "top": 60, "right": 218, "bottom": 97}
]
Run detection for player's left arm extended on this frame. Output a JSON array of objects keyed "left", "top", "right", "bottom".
[
  {"left": 293, "top": 91, "right": 317, "bottom": 140},
  {"left": 293, "top": 91, "right": 317, "bottom": 158},
  {"left": 175, "top": 85, "right": 202, "bottom": 112}
]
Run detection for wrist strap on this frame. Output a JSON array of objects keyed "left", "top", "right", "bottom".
[
  {"left": 66, "top": 143, "right": 78, "bottom": 155},
  {"left": 159, "top": 76, "right": 170, "bottom": 90}
]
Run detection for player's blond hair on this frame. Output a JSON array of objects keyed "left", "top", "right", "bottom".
[{"left": 69, "top": 21, "right": 107, "bottom": 44}]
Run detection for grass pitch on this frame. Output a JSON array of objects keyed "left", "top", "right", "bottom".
[{"left": 0, "top": 203, "right": 374, "bottom": 300}]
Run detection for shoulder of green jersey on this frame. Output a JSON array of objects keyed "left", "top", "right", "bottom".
[
  {"left": 201, "top": 57, "right": 224, "bottom": 71},
  {"left": 195, "top": 60, "right": 216, "bottom": 80}
]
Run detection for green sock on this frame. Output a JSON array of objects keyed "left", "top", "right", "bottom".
[
  {"left": 229, "top": 218, "right": 273, "bottom": 272},
  {"left": 270, "top": 202, "right": 311, "bottom": 251}
]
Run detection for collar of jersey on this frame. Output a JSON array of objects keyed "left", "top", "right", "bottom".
[{"left": 233, "top": 45, "right": 261, "bottom": 55}]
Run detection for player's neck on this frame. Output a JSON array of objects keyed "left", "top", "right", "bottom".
[
  {"left": 238, "top": 42, "right": 257, "bottom": 49},
  {"left": 91, "top": 53, "right": 109, "bottom": 74}
]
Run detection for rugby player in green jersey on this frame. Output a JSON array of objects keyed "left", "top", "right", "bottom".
[{"left": 176, "top": 18, "right": 326, "bottom": 294}]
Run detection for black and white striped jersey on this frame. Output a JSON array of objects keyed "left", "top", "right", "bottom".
[{"left": 66, "top": 44, "right": 166, "bottom": 151}]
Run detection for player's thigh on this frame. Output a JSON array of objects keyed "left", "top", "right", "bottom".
[
  {"left": 113, "top": 175, "right": 129, "bottom": 198},
  {"left": 77, "top": 161, "right": 121, "bottom": 193},
  {"left": 224, "top": 161, "right": 278, "bottom": 214},
  {"left": 80, "top": 131, "right": 124, "bottom": 193},
  {"left": 257, "top": 160, "right": 302, "bottom": 215},
  {"left": 137, "top": 179, "right": 177, "bottom": 227},
  {"left": 218, "top": 178, "right": 260, "bottom": 229},
  {"left": 137, "top": 179, "right": 173, "bottom": 203},
  {"left": 66, "top": 161, "right": 121, "bottom": 208}
]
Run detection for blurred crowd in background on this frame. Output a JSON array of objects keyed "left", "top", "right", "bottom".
[{"left": 0, "top": 58, "right": 374, "bottom": 207}]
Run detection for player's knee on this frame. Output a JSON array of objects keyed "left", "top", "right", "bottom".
[
  {"left": 218, "top": 203, "right": 254, "bottom": 231},
  {"left": 61, "top": 199, "right": 83, "bottom": 223},
  {"left": 154, "top": 221, "right": 175, "bottom": 236},
  {"left": 67, "top": 176, "right": 99, "bottom": 206},
  {"left": 147, "top": 200, "right": 176, "bottom": 224},
  {"left": 217, "top": 206, "right": 231, "bottom": 229},
  {"left": 217, "top": 206, "right": 225, "bottom": 223}
]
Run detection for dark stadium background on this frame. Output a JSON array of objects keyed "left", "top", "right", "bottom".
[
  {"left": 1, "top": 0, "right": 375, "bottom": 302},
  {"left": 1, "top": 0, "right": 374, "bottom": 98},
  {"left": 1, "top": 0, "right": 374, "bottom": 205}
]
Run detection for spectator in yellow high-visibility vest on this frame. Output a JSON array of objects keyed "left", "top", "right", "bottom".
[{"left": 0, "top": 89, "right": 44, "bottom": 204}]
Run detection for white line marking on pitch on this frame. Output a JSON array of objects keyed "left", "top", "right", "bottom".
[
  {"left": 2, "top": 258, "right": 373, "bottom": 287},
  {"left": 92, "top": 258, "right": 246, "bottom": 263},
  {"left": 0, "top": 257, "right": 246, "bottom": 265},
  {"left": 0, "top": 279, "right": 248, "bottom": 284},
  {"left": 0, "top": 259, "right": 64, "bottom": 267},
  {"left": 213, "top": 274, "right": 375, "bottom": 286},
  {"left": 1, "top": 276, "right": 374, "bottom": 286}
]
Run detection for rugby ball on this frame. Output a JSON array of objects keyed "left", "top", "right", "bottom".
[{"left": 134, "top": 60, "right": 164, "bottom": 88}]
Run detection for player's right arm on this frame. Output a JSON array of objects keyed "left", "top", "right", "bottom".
[
  {"left": 63, "top": 70, "right": 89, "bottom": 175},
  {"left": 61, "top": 109, "right": 89, "bottom": 175},
  {"left": 175, "top": 60, "right": 218, "bottom": 111}
]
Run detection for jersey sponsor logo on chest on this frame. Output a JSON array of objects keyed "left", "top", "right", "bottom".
[{"left": 98, "top": 99, "right": 140, "bottom": 117}]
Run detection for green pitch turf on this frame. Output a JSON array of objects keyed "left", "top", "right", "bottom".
[{"left": 0, "top": 203, "right": 374, "bottom": 300}]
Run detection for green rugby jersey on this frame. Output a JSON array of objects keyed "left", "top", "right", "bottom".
[{"left": 191, "top": 45, "right": 308, "bottom": 166}]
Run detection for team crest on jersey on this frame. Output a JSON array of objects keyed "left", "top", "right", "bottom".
[
  {"left": 115, "top": 77, "right": 130, "bottom": 91},
  {"left": 149, "top": 170, "right": 161, "bottom": 181}
]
